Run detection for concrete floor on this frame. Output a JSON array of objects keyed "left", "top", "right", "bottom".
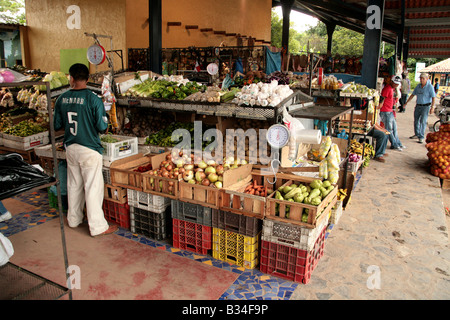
[{"left": 1, "top": 96, "right": 449, "bottom": 300}]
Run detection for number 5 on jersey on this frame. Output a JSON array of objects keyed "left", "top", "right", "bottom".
[{"left": 68, "top": 112, "right": 78, "bottom": 136}]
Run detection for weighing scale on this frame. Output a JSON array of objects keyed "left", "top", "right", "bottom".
[
  {"left": 264, "top": 123, "right": 291, "bottom": 184},
  {"left": 87, "top": 43, "right": 106, "bottom": 65}
]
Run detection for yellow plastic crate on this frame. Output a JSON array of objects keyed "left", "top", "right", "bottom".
[{"left": 212, "top": 227, "right": 260, "bottom": 269}]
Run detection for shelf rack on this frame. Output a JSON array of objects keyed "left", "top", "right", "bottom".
[{"left": 0, "top": 80, "right": 71, "bottom": 300}]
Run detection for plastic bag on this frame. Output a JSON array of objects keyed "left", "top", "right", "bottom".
[
  {"left": 0, "top": 232, "right": 14, "bottom": 266},
  {"left": 0, "top": 154, "right": 55, "bottom": 201}
]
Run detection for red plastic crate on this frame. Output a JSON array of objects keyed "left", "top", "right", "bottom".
[
  {"left": 172, "top": 218, "right": 212, "bottom": 255},
  {"left": 259, "top": 225, "right": 326, "bottom": 284},
  {"left": 102, "top": 199, "right": 130, "bottom": 229}
]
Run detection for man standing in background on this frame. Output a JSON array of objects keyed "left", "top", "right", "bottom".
[
  {"left": 406, "top": 73, "right": 436, "bottom": 144},
  {"left": 399, "top": 73, "right": 410, "bottom": 113}
]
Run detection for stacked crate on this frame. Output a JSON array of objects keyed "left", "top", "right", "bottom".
[
  {"left": 171, "top": 200, "right": 213, "bottom": 255},
  {"left": 102, "top": 183, "right": 130, "bottom": 229},
  {"left": 211, "top": 210, "right": 262, "bottom": 269},
  {"left": 260, "top": 225, "right": 327, "bottom": 284},
  {"left": 128, "top": 189, "right": 171, "bottom": 240},
  {"left": 258, "top": 173, "right": 337, "bottom": 284}
]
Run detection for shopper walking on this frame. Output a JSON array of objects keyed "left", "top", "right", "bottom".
[
  {"left": 0, "top": 201, "right": 12, "bottom": 222},
  {"left": 399, "top": 73, "right": 410, "bottom": 113},
  {"left": 54, "top": 63, "right": 117, "bottom": 237},
  {"left": 380, "top": 75, "right": 404, "bottom": 151},
  {"left": 405, "top": 73, "right": 436, "bottom": 144}
]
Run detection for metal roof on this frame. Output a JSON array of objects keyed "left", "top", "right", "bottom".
[{"left": 273, "top": 0, "right": 450, "bottom": 59}]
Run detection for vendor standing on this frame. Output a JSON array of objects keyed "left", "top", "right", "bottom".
[
  {"left": 54, "top": 63, "right": 118, "bottom": 237},
  {"left": 405, "top": 73, "right": 436, "bottom": 144},
  {"left": 380, "top": 75, "right": 404, "bottom": 151}
]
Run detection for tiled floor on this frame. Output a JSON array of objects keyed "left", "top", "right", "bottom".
[{"left": 1, "top": 189, "right": 310, "bottom": 300}]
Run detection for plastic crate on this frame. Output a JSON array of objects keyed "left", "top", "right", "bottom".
[
  {"left": 212, "top": 227, "right": 260, "bottom": 269},
  {"left": 101, "top": 135, "right": 138, "bottom": 167},
  {"left": 172, "top": 218, "right": 212, "bottom": 255},
  {"left": 329, "top": 200, "right": 343, "bottom": 225},
  {"left": 130, "top": 206, "right": 171, "bottom": 240},
  {"left": 259, "top": 225, "right": 326, "bottom": 284},
  {"left": 2, "top": 131, "right": 49, "bottom": 150},
  {"left": 261, "top": 211, "right": 329, "bottom": 251},
  {"left": 212, "top": 209, "right": 261, "bottom": 237},
  {"left": 102, "top": 166, "right": 111, "bottom": 185},
  {"left": 102, "top": 199, "right": 130, "bottom": 230},
  {"left": 171, "top": 200, "right": 213, "bottom": 226},
  {"left": 127, "top": 189, "right": 170, "bottom": 213}
]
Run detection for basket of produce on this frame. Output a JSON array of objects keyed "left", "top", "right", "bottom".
[
  {"left": 176, "top": 154, "right": 253, "bottom": 209},
  {"left": 141, "top": 152, "right": 180, "bottom": 199},
  {"left": 219, "top": 170, "right": 272, "bottom": 219},
  {"left": 1, "top": 120, "right": 49, "bottom": 150},
  {"left": 100, "top": 133, "right": 138, "bottom": 167},
  {"left": 109, "top": 153, "right": 154, "bottom": 191},
  {"left": 265, "top": 173, "right": 337, "bottom": 229}
]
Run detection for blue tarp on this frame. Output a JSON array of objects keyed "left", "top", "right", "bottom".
[{"left": 265, "top": 49, "right": 281, "bottom": 75}]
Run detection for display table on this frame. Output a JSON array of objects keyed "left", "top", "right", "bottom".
[{"left": 289, "top": 105, "right": 354, "bottom": 136}]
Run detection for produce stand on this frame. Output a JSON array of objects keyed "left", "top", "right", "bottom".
[
  {"left": 0, "top": 81, "right": 71, "bottom": 300},
  {"left": 3, "top": 67, "right": 362, "bottom": 286}
]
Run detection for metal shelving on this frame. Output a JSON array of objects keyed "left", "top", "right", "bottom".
[{"left": 0, "top": 80, "right": 71, "bottom": 300}]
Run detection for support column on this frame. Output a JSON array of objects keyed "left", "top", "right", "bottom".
[
  {"left": 396, "top": 0, "right": 405, "bottom": 61},
  {"left": 280, "top": 0, "right": 295, "bottom": 52},
  {"left": 325, "top": 22, "right": 336, "bottom": 55},
  {"left": 403, "top": 27, "right": 410, "bottom": 63},
  {"left": 361, "top": 0, "right": 385, "bottom": 89},
  {"left": 149, "top": 0, "right": 162, "bottom": 74}
]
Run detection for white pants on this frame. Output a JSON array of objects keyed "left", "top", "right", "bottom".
[{"left": 66, "top": 143, "right": 109, "bottom": 236}]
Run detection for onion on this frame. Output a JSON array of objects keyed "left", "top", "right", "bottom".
[
  {"left": 195, "top": 171, "right": 206, "bottom": 182},
  {"left": 216, "top": 165, "right": 224, "bottom": 175},
  {"left": 208, "top": 173, "right": 218, "bottom": 183},
  {"left": 205, "top": 166, "right": 216, "bottom": 175},
  {"left": 183, "top": 170, "right": 194, "bottom": 181},
  {"left": 201, "top": 178, "right": 210, "bottom": 186}
]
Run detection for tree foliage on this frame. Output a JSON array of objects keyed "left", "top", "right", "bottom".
[
  {"left": 271, "top": 11, "right": 396, "bottom": 58},
  {"left": 0, "top": 0, "right": 26, "bottom": 24}
]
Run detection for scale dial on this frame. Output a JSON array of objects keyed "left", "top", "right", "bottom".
[
  {"left": 207, "top": 63, "right": 219, "bottom": 75},
  {"left": 87, "top": 44, "right": 106, "bottom": 65},
  {"left": 266, "top": 124, "right": 290, "bottom": 149}
]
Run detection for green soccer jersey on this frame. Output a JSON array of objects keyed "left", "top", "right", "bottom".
[{"left": 54, "top": 89, "right": 108, "bottom": 154}]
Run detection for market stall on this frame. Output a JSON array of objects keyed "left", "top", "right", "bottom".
[{"left": 1, "top": 61, "right": 381, "bottom": 286}]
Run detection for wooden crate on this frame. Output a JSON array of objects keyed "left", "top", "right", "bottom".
[
  {"left": 142, "top": 174, "right": 179, "bottom": 199},
  {"left": 179, "top": 181, "right": 221, "bottom": 209},
  {"left": 219, "top": 170, "right": 271, "bottom": 219},
  {"left": 141, "top": 152, "right": 179, "bottom": 199},
  {"left": 179, "top": 164, "right": 253, "bottom": 209},
  {"left": 104, "top": 184, "right": 127, "bottom": 204},
  {"left": 109, "top": 153, "right": 153, "bottom": 191},
  {"left": 265, "top": 173, "right": 337, "bottom": 229}
]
